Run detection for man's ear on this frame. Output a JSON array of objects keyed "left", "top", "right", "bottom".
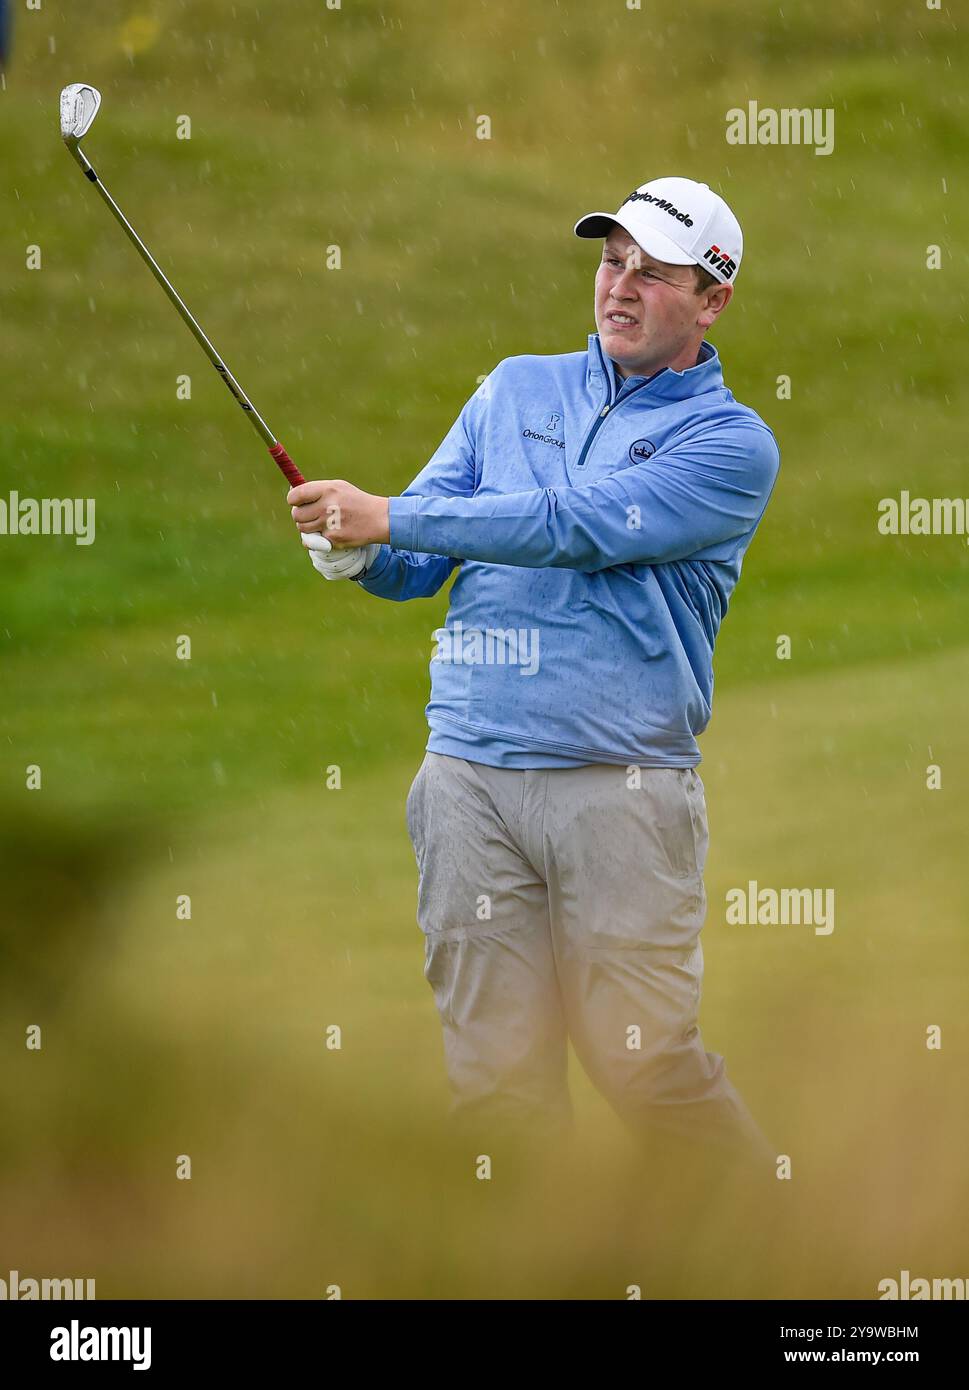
[{"left": 698, "top": 283, "right": 732, "bottom": 329}]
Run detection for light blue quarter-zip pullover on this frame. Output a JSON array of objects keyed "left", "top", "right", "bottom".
[{"left": 356, "top": 333, "right": 780, "bottom": 768}]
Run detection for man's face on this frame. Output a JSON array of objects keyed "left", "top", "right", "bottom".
[{"left": 594, "top": 227, "right": 728, "bottom": 378}]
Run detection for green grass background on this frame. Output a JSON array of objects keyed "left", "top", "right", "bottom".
[{"left": 1, "top": 0, "right": 967, "bottom": 1298}]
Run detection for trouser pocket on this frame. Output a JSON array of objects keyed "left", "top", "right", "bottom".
[
  {"left": 405, "top": 755, "right": 428, "bottom": 870},
  {"left": 641, "top": 767, "right": 708, "bottom": 881}
]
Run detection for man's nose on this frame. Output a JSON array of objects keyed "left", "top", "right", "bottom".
[{"left": 612, "top": 265, "right": 640, "bottom": 295}]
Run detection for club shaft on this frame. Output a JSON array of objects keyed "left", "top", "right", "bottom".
[{"left": 68, "top": 143, "right": 278, "bottom": 451}]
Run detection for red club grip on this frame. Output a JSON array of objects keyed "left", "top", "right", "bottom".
[{"left": 269, "top": 442, "right": 306, "bottom": 488}]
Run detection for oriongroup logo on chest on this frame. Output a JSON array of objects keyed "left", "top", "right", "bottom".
[{"left": 522, "top": 408, "right": 566, "bottom": 449}]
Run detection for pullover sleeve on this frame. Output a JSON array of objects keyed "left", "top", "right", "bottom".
[{"left": 387, "top": 421, "right": 780, "bottom": 572}]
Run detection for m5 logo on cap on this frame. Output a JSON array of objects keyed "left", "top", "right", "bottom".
[{"left": 702, "top": 243, "right": 738, "bottom": 280}]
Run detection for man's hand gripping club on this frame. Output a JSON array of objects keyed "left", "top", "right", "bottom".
[{"left": 288, "top": 479, "right": 390, "bottom": 582}]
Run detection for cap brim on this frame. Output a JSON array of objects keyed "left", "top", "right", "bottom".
[{"left": 573, "top": 212, "right": 698, "bottom": 267}]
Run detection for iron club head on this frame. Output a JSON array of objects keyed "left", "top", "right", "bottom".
[{"left": 60, "top": 83, "right": 102, "bottom": 142}]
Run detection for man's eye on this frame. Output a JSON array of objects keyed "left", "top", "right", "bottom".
[{"left": 606, "top": 257, "right": 656, "bottom": 278}]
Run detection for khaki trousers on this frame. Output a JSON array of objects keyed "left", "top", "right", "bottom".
[{"left": 406, "top": 751, "right": 774, "bottom": 1167}]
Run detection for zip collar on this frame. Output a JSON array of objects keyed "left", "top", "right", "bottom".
[{"left": 587, "top": 333, "right": 724, "bottom": 406}]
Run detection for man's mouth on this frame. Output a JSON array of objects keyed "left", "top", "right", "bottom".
[{"left": 606, "top": 311, "right": 638, "bottom": 328}]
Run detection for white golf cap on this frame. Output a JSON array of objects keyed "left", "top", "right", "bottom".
[{"left": 574, "top": 176, "right": 743, "bottom": 284}]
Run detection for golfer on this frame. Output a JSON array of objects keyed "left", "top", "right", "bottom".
[{"left": 289, "top": 176, "right": 781, "bottom": 1166}]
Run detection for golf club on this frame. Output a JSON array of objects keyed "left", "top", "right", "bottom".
[{"left": 59, "top": 82, "right": 308, "bottom": 490}]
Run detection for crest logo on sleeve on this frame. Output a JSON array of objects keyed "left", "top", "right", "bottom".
[
  {"left": 629, "top": 439, "right": 657, "bottom": 463},
  {"left": 701, "top": 243, "right": 738, "bottom": 280}
]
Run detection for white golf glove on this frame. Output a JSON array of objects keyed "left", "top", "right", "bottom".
[{"left": 301, "top": 531, "right": 380, "bottom": 581}]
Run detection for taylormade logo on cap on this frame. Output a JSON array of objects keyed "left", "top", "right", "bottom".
[
  {"left": 624, "top": 187, "right": 697, "bottom": 227},
  {"left": 573, "top": 176, "right": 744, "bottom": 284}
]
